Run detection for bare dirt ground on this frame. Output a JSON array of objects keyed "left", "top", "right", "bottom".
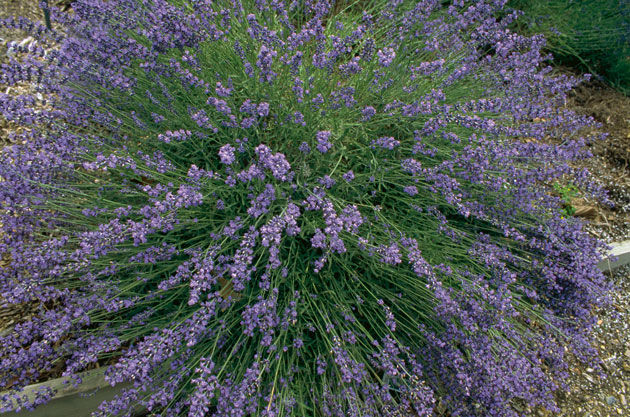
[
  {"left": 0, "top": 0, "right": 43, "bottom": 37},
  {"left": 566, "top": 79, "right": 630, "bottom": 244}
]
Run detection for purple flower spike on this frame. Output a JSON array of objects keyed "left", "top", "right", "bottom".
[
  {"left": 377, "top": 47, "right": 396, "bottom": 67},
  {"left": 316, "top": 130, "right": 332, "bottom": 153},
  {"left": 218, "top": 144, "right": 236, "bottom": 165},
  {"left": 299, "top": 141, "right": 311, "bottom": 154}
]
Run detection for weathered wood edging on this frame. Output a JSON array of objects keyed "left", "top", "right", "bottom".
[
  {"left": 3, "top": 367, "right": 138, "bottom": 417},
  {"left": 598, "top": 239, "right": 630, "bottom": 272},
  {"left": 3, "top": 240, "right": 629, "bottom": 416}
]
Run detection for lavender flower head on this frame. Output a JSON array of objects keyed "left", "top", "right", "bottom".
[
  {"left": 316, "top": 130, "right": 333, "bottom": 153},
  {"left": 218, "top": 143, "right": 236, "bottom": 165},
  {"left": 377, "top": 47, "right": 396, "bottom": 67}
]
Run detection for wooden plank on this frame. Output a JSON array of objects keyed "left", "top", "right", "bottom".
[
  {"left": 1, "top": 368, "right": 142, "bottom": 417},
  {"left": 22, "top": 367, "right": 110, "bottom": 401},
  {"left": 598, "top": 239, "right": 630, "bottom": 272},
  {"left": 12, "top": 384, "right": 136, "bottom": 417}
]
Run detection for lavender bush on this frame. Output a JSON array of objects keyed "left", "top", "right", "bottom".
[{"left": 0, "top": 1, "right": 612, "bottom": 416}]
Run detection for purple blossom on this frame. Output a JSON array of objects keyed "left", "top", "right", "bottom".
[
  {"left": 372, "top": 136, "right": 400, "bottom": 150},
  {"left": 190, "top": 109, "right": 218, "bottom": 132},
  {"left": 257, "top": 102, "right": 270, "bottom": 117},
  {"left": 377, "top": 47, "right": 396, "bottom": 67},
  {"left": 361, "top": 106, "right": 376, "bottom": 121},
  {"left": 215, "top": 79, "right": 233, "bottom": 97},
  {"left": 237, "top": 163, "right": 265, "bottom": 183},
  {"left": 254, "top": 144, "right": 293, "bottom": 182},
  {"left": 331, "top": 336, "right": 367, "bottom": 384},
  {"left": 240, "top": 116, "right": 256, "bottom": 129},
  {"left": 310, "top": 229, "right": 327, "bottom": 249},
  {"left": 339, "top": 56, "right": 362, "bottom": 76},
  {"left": 318, "top": 175, "right": 336, "bottom": 189},
  {"left": 293, "top": 111, "right": 305, "bottom": 126},
  {"left": 247, "top": 183, "right": 276, "bottom": 218},
  {"left": 241, "top": 292, "right": 279, "bottom": 346},
  {"left": 157, "top": 129, "right": 192, "bottom": 143},
  {"left": 299, "top": 142, "right": 311, "bottom": 154},
  {"left": 340, "top": 205, "right": 363, "bottom": 234},
  {"left": 218, "top": 144, "right": 236, "bottom": 165},
  {"left": 311, "top": 93, "right": 325, "bottom": 108},
  {"left": 239, "top": 99, "right": 257, "bottom": 115},
  {"left": 378, "top": 243, "right": 402, "bottom": 265},
  {"left": 315, "top": 130, "right": 332, "bottom": 153},
  {"left": 404, "top": 185, "right": 419, "bottom": 196},
  {"left": 283, "top": 203, "right": 301, "bottom": 236},
  {"left": 256, "top": 45, "right": 278, "bottom": 84},
  {"left": 330, "top": 86, "right": 357, "bottom": 109}
]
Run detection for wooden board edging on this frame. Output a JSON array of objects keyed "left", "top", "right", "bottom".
[
  {"left": 598, "top": 239, "right": 630, "bottom": 272},
  {"left": 1, "top": 367, "right": 140, "bottom": 417}
]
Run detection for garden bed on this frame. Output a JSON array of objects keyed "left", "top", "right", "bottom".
[
  {"left": 564, "top": 78, "right": 630, "bottom": 243},
  {"left": 0, "top": 1, "right": 629, "bottom": 416}
]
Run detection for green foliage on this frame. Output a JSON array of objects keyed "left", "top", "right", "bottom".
[
  {"left": 553, "top": 181, "right": 579, "bottom": 216},
  {"left": 507, "top": 0, "right": 630, "bottom": 94}
]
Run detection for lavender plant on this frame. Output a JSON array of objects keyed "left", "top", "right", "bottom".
[
  {"left": 0, "top": 0, "right": 612, "bottom": 416},
  {"left": 507, "top": 0, "right": 630, "bottom": 94}
]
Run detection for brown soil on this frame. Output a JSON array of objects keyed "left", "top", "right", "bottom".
[
  {"left": 564, "top": 78, "right": 630, "bottom": 243},
  {"left": 0, "top": 0, "right": 43, "bottom": 38}
]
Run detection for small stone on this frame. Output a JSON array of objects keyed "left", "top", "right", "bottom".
[
  {"left": 606, "top": 395, "right": 617, "bottom": 405},
  {"left": 586, "top": 367, "right": 594, "bottom": 373},
  {"left": 620, "top": 394, "right": 627, "bottom": 406},
  {"left": 18, "top": 37, "right": 34, "bottom": 49}
]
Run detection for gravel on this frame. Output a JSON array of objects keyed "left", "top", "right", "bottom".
[{"left": 545, "top": 265, "right": 630, "bottom": 417}]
